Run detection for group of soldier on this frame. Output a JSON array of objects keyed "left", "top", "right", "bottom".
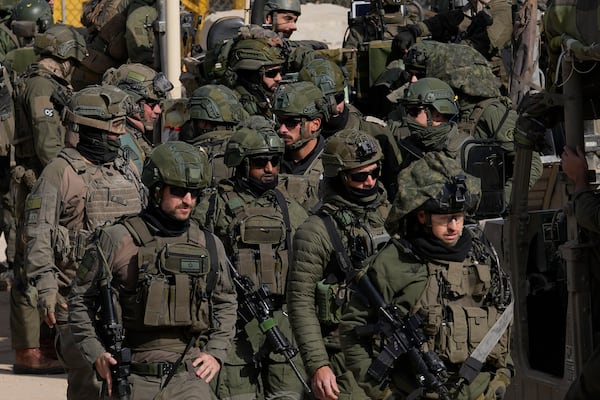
[{"left": 0, "top": 0, "right": 537, "bottom": 399}]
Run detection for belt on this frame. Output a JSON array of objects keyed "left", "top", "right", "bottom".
[{"left": 130, "top": 362, "right": 186, "bottom": 378}]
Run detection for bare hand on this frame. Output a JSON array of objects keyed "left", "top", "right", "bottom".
[
  {"left": 42, "top": 303, "right": 67, "bottom": 328},
  {"left": 311, "top": 366, "right": 340, "bottom": 400},
  {"left": 95, "top": 352, "right": 117, "bottom": 396},
  {"left": 561, "top": 145, "right": 590, "bottom": 190},
  {"left": 192, "top": 352, "right": 220, "bottom": 383}
]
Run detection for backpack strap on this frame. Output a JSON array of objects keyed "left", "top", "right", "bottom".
[{"left": 272, "top": 188, "right": 293, "bottom": 267}]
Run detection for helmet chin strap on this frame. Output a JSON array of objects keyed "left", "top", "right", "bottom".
[{"left": 287, "top": 119, "right": 320, "bottom": 151}]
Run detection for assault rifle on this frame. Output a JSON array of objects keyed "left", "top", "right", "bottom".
[
  {"left": 353, "top": 272, "right": 450, "bottom": 400},
  {"left": 226, "top": 259, "right": 312, "bottom": 396},
  {"left": 99, "top": 277, "right": 131, "bottom": 400}
]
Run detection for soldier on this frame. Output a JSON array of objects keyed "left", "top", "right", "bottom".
[
  {"left": 228, "top": 37, "right": 285, "bottom": 119},
  {"left": 24, "top": 85, "right": 145, "bottom": 398},
  {"left": 343, "top": 0, "right": 423, "bottom": 49},
  {"left": 68, "top": 141, "right": 237, "bottom": 399},
  {"left": 3, "top": 0, "right": 53, "bottom": 71},
  {"left": 180, "top": 84, "right": 248, "bottom": 186},
  {"left": 298, "top": 58, "right": 402, "bottom": 201},
  {"left": 394, "top": 0, "right": 513, "bottom": 85},
  {"left": 287, "top": 129, "right": 389, "bottom": 400},
  {"left": 340, "top": 152, "right": 514, "bottom": 400},
  {"left": 194, "top": 117, "right": 309, "bottom": 399},
  {"left": 272, "top": 80, "right": 328, "bottom": 211},
  {"left": 102, "top": 62, "right": 174, "bottom": 173},
  {"left": 263, "top": 0, "right": 301, "bottom": 39},
  {"left": 10, "top": 23, "right": 87, "bottom": 375}
]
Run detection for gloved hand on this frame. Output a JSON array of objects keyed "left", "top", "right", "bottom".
[
  {"left": 484, "top": 368, "right": 511, "bottom": 400},
  {"left": 392, "top": 25, "right": 421, "bottom": 54},
  {"left": 38, "top": 288, "right": 66, "bottom": 327}
]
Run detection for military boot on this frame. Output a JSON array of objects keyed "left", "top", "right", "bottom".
[{"left": 13, "top": 348, "right": 65, "bottom": 375}]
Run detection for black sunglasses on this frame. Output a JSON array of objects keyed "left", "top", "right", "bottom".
[
  {"left": 347, "top": 166, "right": 381, "bottom": 182},
  {"left": 262, "top": 67, "right": 283, "bottom": 79},
  {"left": 250, "top": 155, "right": 281, "bottom": 168},
  {"left": 278, "top": 117, "right": 302, "bottom": 128},
  {"left": 405, "top": 107, "right": 424, "bottom": 117},
  {"left": 170, "top": 186, "right": 201, "bottom": 198},
  {"left": 334, "top": 91, "right": 345, "bottom": 104}
]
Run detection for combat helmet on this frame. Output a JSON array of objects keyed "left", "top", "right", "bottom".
[
  {"left": 12, "top": 0, "right": 53, "bottom": 37},
  {"left": 64, "top": 84, "right": 133, "bottom": 134},
  {"left": 142, "top": 141, "right": 210, "bottom": 191},
  {"left": 264, "top": 0, "right": 302, "bottom": 16},
  {"left": 321, "top": 129, "right": 382, "bottom": 178},
  {"left": 273, "top": 81, "right": 328, "bottom": 120},
  {"left": 385, "top": 152, "right": 480, "bottom": 234},
  {"left": 224, "top": 117, "right": 284, "bottom": 168},
  {"left": 34, "top": 24, "right": 88, "bottom": 62},
  {"left": 102, "top": 63, "right": 174, "bottom": 103},
  {"left": 401, "top": 77, "right": 458, "bottom": 116},
  {"left": 228, "top": 38, "right": 284, "bottom": 71},
  {"left": 298, "top": 58, "right": 347, "bottom": 102},
  {"left": 188, "top": 84, "right": 246, "bottom": 125}
]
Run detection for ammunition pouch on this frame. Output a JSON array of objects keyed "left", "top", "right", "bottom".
[{"left": 316, "top": 279, "right": 346, "bottom": 325}]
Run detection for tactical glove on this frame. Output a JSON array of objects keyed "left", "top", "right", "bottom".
[
  {"left": 38, "top": 287, "right": 59, "bottom": 316},
  {"left": 484, "top": 368, "right": 511, "bottom": 400},
  {"left": 393, "top": 25, "right": 421, "bottom": 54}
]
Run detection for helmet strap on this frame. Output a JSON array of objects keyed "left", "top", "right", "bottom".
[{"left": 287, "top": 118, "right": 320, "bottom": 151}]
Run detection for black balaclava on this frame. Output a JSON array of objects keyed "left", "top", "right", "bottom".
[
  {"left": 77, "top": 127, "right": 121, "bottom": 164},
  {"left": 140, "top": 185, "right": 190, "bottom": 237}
]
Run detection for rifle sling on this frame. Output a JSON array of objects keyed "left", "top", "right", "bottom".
[
  {"left": 322, "top": 214, "right": 355, "bottom": 279},
  {"left": 458, "top": 300, "right": 514, "bottom": 384}
]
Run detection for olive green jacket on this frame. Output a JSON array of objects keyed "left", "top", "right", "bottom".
[{"left": 287, "top": 184, "right": 389, "bottom": 378}]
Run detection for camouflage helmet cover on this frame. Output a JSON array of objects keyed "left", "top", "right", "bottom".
[
  {"left": 188, "top": 84, "right": 246, "bottom": 124},
  {"left": 321, "top": 129, "right": 382, "bottom": 178},
  {"left": 224, "top": 120, "right": 285, "bottom": 167},
  {"left": 264, "top": 0, "right": 302, "bottom": 15},
  {"left": 401, "top": 77, "right": 458, "bottom": 116},
  {"left": 102, "top": 63, "right": 173, "bottom": 102},
  {"left": 142, "top": 141, "right": 210, "bottom": 190},
  {"left": 385, "top": 152, "right": 480, "bottom": 234},
  {"left": 65, "top": 84, "right": 134, "bottom": 134},
  {"left": 228, "top": 38, "right": 285, "bottom": 71},
  {"left": 273, "top": 81, "right": 328, "bottom": 120},
  {"left": 13, "top": 0, "right": 53, "bottom": 35},
  {"left": 298, "top": 58, "right": 347, "bottom": 96},
  {"left": 34, "top": 24, "right": 88, "bottom": 61}
]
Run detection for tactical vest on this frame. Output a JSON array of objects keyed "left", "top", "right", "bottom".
[
  {"left": 207, "top": 184, "right": 291, "bottom": 296},
  {"left": 412, "top": 227, "right": 512, "bottom": 366},
  {"left": 58, "top": 148, "right": 144, "bottom": 260},
  {"left": 458, "top": 97, "right": 512, "bottom": 140},
  {"left": 119, "top": 215, "right": 219, "bottom": 339},
  {"left": 278, "top": 155, "right": 323, "bottom": 212},
  {"left": 191, "top": 129, "right": 233, "bottom": 187},
  {"left": 317, "top": 204, "right": 390, "bottom": 326}
]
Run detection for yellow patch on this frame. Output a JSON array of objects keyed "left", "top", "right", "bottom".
[{"left": 25, "top": 197, "right": 42, "bottom": 211}]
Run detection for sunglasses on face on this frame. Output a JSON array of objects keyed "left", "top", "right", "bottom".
[
  {"left": 347, "top": 166, "right": 381, "bottom": 182},
  {"left": 250, "top": 155, "right": 281, "bottom": 168},
  {"left": 405, "top": 107, "right": 424, "bottom": 117},
  {"left": 262, "top": 67, "right": 283, "bottom": 79},
  {"left": 334, "top": 91, "right": 345, "bottom": 104},
  {"left": 170, "top": 186, "right": 201, "bottom": 198},
  {"left": 278, "top": 117, "right": 302, "bottom": 128}
]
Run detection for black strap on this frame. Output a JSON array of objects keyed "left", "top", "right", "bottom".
[
  {"left": 202, "top": 230, "right": 220, "bottom": 296},
  {"left": 272, "top": 188, "right": 293, "bottom": 266},
  {"left": 322, "top": 214, "right": 355, "bottom": 279},
  {"left": 204, "top": 192, "right": 217, "bottom": 232}
]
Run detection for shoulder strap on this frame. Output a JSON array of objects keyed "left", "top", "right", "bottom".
[
  {"left": 0, "top": 23, "right": 20, "bottom": 49},
  {"left": 202, "top": 229, "right": 220, "bottom": 296},
  {"left": 321, "top": 214, "right": 355, "bottom": 280},
  {"left": 121, "top": 215, "right": 154, "bottom": 247},
  {"left": 273, "top": 188, "right": 293, "bottom": 266}
]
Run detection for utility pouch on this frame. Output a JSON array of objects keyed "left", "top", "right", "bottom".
[{"left": 316, "top": 279, "right": 343, "bottom": 325}]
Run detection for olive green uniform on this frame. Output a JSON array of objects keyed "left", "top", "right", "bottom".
[
  {"left": 24, "top": 146, "right": 144, "bottom": 399},
  {"left": 68, "top": 216, "right": 237, "bottom": 400},
  {"left": 10, "top": 60, "right": 74, "bottom": 355},
  {"left": 287, "top": 183, "right": 389, "bottom": 400},
  {"left": 194, "top": 180, "right": 309, "bottom": 399},
  {"left": 340, "top": 227, "right": 513, "bottom": 400}
]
